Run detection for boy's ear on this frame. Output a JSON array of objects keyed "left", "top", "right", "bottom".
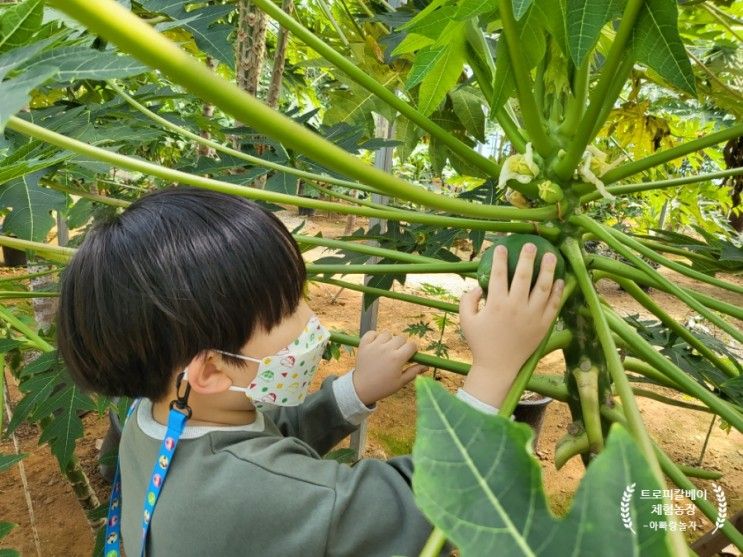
[{"left": 185, "top": 352, "right": 233, "bottom": 395}]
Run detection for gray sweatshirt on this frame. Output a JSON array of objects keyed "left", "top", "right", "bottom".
[{"left": 119, "top": 375, "right": 439, "bottom": 556}]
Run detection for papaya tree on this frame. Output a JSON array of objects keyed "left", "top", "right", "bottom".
[{"left": 0, "top": 0, "right": 742, "bottom": 555}]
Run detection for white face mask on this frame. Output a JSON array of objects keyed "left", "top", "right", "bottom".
[{"left": 216, "top": 315, "right": 330, "bottom": 406}]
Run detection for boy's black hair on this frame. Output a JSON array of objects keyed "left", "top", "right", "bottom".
[{"left": 56, "top": 187, "right": 307, "bottom": 400}]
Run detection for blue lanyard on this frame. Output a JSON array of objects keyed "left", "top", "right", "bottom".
[{"left": 104, "top": 402, "right": 189, "bottom": 556}]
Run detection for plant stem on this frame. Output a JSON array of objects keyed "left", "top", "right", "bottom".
[
  {"left": 419, "top": 527, "right": 448, "bottom": 557},
  {"left": 579, "top": 167, "right": 743, "bottom": 202},
  {"left": 607, "top": 224, "right": 743, "bottom": 296},
  {"left": 498, "top": 275, "right": 578, "bottom": 416},
  {"left": 675, "top": 463, "right": 721, "bottom": 481},
  {"left": 559, "top": 56, "right": 590, "bottom": 137},
  {"left": 601, "top": 405, "right": 743, "bottom": 552},
  {"left": 554, "top": 430, "right": 589, "bottom": 469},
  {"left": 604, "top": 308, "right": 743, "bottom": 432},
  {"left": 463, "top": 21, "right": 527, "bottom": 153},
  {"left": 107, "top": 80, "right": 384, "bottom": 195},
  {"left": 574, "top": 216, "right": 743, "bottom": 344},
  {"left": 0, "top": 291, "right": 59, "bottom": 299},
  {"left": 312, "top": 277, "right": 459, "bottom": 313},
  {"left": 697, "top": 415, "right": 715, "bottom": 467},
  {"left": 587, "top": 57, "right": 634, "bottom": 142},
  {"left": 8, "top": 116, "right": 556, "bottom": 223},
  {"left": 624, "top": 358, "right": 683, "bottom": 390},
  {"left": 0, "top": 305, "right": 55, "bottom": 352},
  {"left": 560, "top": 237, "right": 666, "bottom": 485},
  {"left": 630, "top": 387, "right": 712, "bottom": 414},
  {"left": 587, "top": 256, "right": 743, "bottom": 321},
  {"left": 497, "top": 0, "right": 556, "bottom": 158},
  {"left": 307, "top": 261, "right": 478, "bottom": 275},
  {"left": 328, "top": 331, "right": 572, "bottom": 400},
  {"left": 49, "top": 0, "right": 516, "bottom": 215},
  {"left": 45, "top": 180, "right": 130, "bottom": 208},
  {"left": 298, "top": 236, "right": 446, "bottom": 265},
  {"left": 248, "top": 0, "right": 503, "bottom": 178},
  {"left": 573, "top": 364, "right": 604, "bottom": 453},
  {"left": 553, "top": 0, "right": 645, "bottom": 180},
  {"left": 308, "top": 183, "right": 406, "bottom": 212},
  {"left": 0, "top": 267, "right": 60, "bottom": 284},
  {"left": 631, "top": 238, "right": 719, "bottom": 266},
  {"left": 0, "top": 233, "right": 74, "bottom": 264},
  {"left": 609, "top": 276, "right": 737, "bottom": 378},
  {"left": 601, "top": 123, "right": 743, "bottom": 184}
]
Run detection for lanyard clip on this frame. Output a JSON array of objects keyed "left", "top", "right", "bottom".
[{"left": 168, "top": 371, "right": 192, "bottom": 419}]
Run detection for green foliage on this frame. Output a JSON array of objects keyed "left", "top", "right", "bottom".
[
  {"left": 631, "top": 0, "right": 697, "bottom": 96},
  {"left": 413, "top": 378, "right": 670, "bottom": 556},
  {"left": 0, "top": 0, "right": 43, "bottom": 53},
  {"left": 0, "top": 170, "right": 66, "bottom": 241},
  {"left": 566, "top": 0, "right": 623, "bottom": 65}
]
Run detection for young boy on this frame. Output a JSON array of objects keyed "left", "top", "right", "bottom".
[{"left": 57, "top": 187, "right": 563, "bottom": 556}]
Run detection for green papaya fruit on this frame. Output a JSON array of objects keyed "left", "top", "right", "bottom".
[{"left": 477, "top": 234, "right": 565, "bottom": 292}]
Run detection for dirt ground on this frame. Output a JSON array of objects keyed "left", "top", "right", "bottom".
[{"left": 1, "top": 212, "right": 742, "bottom": 556}]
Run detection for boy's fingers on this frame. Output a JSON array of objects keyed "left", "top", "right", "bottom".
[
  {"left": 395, "top": 340, "right": 418, "bottom": 360},
  {"left": 508, "top": 243, "right": 537, "bottom": 301},
  {"left": 528, "top": 252, "right": 557, "bottom": 309},
  {"left": 389, "top": 335, "right": 407, "bottom": 349},
  {"left": 402, "top": 364, "right": 428, "bottom": 382},
  {"left": 360, "top": 330, "right": 378, "bottom": 346},
  {"left": 487, "top": 244, "right": 509, "bottom": 301},
  {"left": 459, "top": 286, "right": 483, "bottom": 320},
  {"left": 543, "top": 279, "right": 565, "bottom": 322},
  {"left": 376, "top": 331, "right": 392, "bottom": 344}
]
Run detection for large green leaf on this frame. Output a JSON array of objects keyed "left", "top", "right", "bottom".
[
  {"left": 630, "top": 0, "right": 696, "bottom": 96},
  {"left": 0, "top": 169, "right": 66, "bottom": 241},
  {"left": 7, "top": 353, "right": 96, "bottom": 468},
  {"left": 449, "top": 86, "right": 485, "bottom": 141},
  {"left": 0, "top": 36, "right": 57, "bottom": 80},
  {"left": 22, "top": 46, "right": 148, "bottom": 81},
  {"left": 142, "top": 1, "right": 235, "bottom": 66},
  {"left": 512, "top": 0, "right": 535, "bottom": 20},
  {"left": 566, "top": 0, "right": 624, "bottom": 65},
  {"left": 0, "top": 453, "right": 26, "bottom": 472},
  {"left": 0, "top": 0, "right": 43, "bottom": 53},
  {"left": 418, "top": 30, "right": 467, "bottom": 116},
  {"left": 0, "top": 64, "right": 58, "bottom": 131},
  {"left": 413, "top": 378, "right": 671, "bottom": 556}
]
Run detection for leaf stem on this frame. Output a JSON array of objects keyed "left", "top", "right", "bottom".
[
  {"left": 601, "top": 124, "right": 743, "bottom": 185},
  {"left": 553, "top": 0, "right": 645, "bottom": 180},
  {"left": 604, "top": 308, "right": 743, "bottom": 432},
  {"left": 573, "top": 216, "right": 743, "bottom": 344},
  {"left": 608, "top": 276, "right": 737, "bottom": 378},
  {"left": 587, "top": 257, "right": 743, "bottom": 321},
  {"left": 497, "top": 0, "right": 556, "bottom": 158},
  {"left": 558, "top": 56, "right": 590, "bottom": 137},
  {"left": 0, "top": 234, "right": 73, "bottom": 263},
  {"left": 107, "top": 80, "right": 385, "bottom": 195},
  {"left": 7, "top": 116, "right": 556, "bottom": 223},
  {"left": 0, "top": 305, "right": 54, "bottom": 352},
  {"left": 579, "top": 167, "right": 743, "bottom": 202},
  {"left": 419, "top": 527, "right": 448, "bottom": 557},
  {"left": 560, "top": 237, "right": 665, "bottom": 483},
  {"left": 248, "top": 0, "right": 503, "bottom": 178},
  {"left": 307, "top": 261, "right": 478, "bottom": 275}
]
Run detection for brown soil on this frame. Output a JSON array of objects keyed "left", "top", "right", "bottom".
[{"left": 1, "top": 212, "right": 741, "bottom": 556}]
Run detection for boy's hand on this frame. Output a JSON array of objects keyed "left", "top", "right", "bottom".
[
  {"left": 352, "top": 331, "right": 428, "bottom": 406},
  {"left": 459, "top": 242, "right": 564, "bottom": 408}
]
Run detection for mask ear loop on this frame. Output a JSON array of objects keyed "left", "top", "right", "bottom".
[{"left": 169, "top": 370, "right": 193, "bottom": 419}]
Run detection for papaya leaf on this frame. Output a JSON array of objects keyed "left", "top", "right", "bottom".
[
  {"left": 455, "top": 0, "right": 497, "bottom": 20},
  {"left": 512, "top": 0, "right": 535, "bottom": 21},
  {"left": 406, "top": 45, "right": 448, "bottom": 89},
  {"left": 0, "top": 169, "right": 66, "bottom": 242},
  {"left": 265, "top": 172, "right": 298, "bottom": 195},
  {"left": 0, "top": 64, "right": 58, "bottom": 131},
  {"left": 394, "top": 115, "right": 423, "bottom": 162},
  {"left": 140, "top": 1, "right": 235, "bottom": 66},
  {"left": 0, "top": 454, "right": 26, "bottom": 472},
  {"left": 532, "top": 0, "right": 568, "bottom": 55},
  {"left": 22, "top": 46, "right": 149, "bottom": 81},
  {"left": 418, "top": 32, "right": 467, "bottom": 116},
  {"left": 630, "top": 0, "right": 696, "bottom": 96},
  {"left": 403, "top": 5, "right": 458, "bottom": 40},
  {"left": 0, "top": 36, "right": 58, "bottom": 80},
  {"left": 413, "top": 378, "right": 671, "bottom": 556},
  {"left": 0, "top": 0, "right": 43, "bottom": 53},
  {"left": 449, "top": 86, "right": 486, "bottom": 141},
  {"left": 566, "top": 0, "right": 624, "bottom": 65}
]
